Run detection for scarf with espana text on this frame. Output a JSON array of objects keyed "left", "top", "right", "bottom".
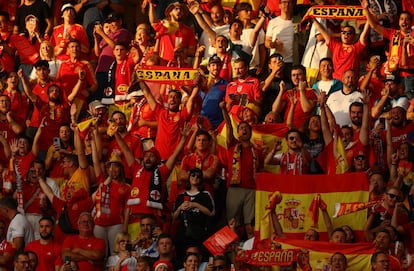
[
  {"left": 389, "top": 30, "right": 401, "bottom": 72},
  {"left": 300, "top": 5, "right": 366, "bottom": 29},
  {"left": 231, "top": 144, "right": 257, "bottom": 185}
]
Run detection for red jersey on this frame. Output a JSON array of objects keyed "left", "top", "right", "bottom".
[
  {"left": 154, "top": 21, "right": 197, "bottom": 62},
  {"left": 3, "top": 89, "right": 29, "bottom": 124},
  {"left": 0, "top": 31, "right": 15, "bottom": 73},
  {"left": 94, "top": 174, "right": 131, "bottom": 226},
  {"left": 114, "top": 58, "right": 135, "bottom": 104},
  {"left": 25, "top": 240, "right": 61, "bottom": 271},
  {"left": 0, "top": 239, "right": 14, "bottom": 270},
  {"left": 107, "top": 133, "right": 143, "bottom": 179},
  {"left": 154, "top": 105, "right": 190, "bottom": 160},
  {"left": 327, "top": 38, "right": 366, "bottom": 80},
  {"left": 61, "top": 235, "right": 106, "bottom": 271},
  {"left": 127, "top": 162, "right": 170, "bottom": 222},
  {"left": 15, "top": 152, "right": 35, "bottom": 181},
  {"left": 50, "top": 24, "right": 89, "bottom": 61},
  {"left": 225, "top": 76, "right": 261, "bottom": 105},
  {"left": 30, "top": 81, "right": 55, "bottom": 127},
  {"left": 281, "top": 88, "right": 317, "bottom": 128},
  {"left": 129, "top": 102, "right": 157, "bottom": 139}
]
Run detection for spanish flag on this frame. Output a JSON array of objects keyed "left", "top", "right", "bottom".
[{"left": 255, "top": 172, "right": 369, "bottom": 241}]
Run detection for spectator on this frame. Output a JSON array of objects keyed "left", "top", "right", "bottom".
[
  {"left": 29, "top": 41, "right": 61, "bottom": 81},
  {"left": 272, "top": 65, "right": 317, "bottom": 128},
  {"left": 312, "top": 19, "right": 368, "bottom": 81},
  {"left": 25, "top": 216, "right": 61, "bottom": 271},
  {"left": 132, "top": 214, "right": 160, "bottom": 259},
  {"left": 3, "top": 72, "right": 29, "bottom": 125},
  {"left": 311, "top": 57, "right": 342, "bottom": 97},
  {"left": 13, "top": 0, "right": 52, "bottom": 37},
  {"left": 61, "top": 212, "right": 106, "bottom": 271},
  {"left": 50, "top": 4, "right": 89, "bottom": 61},
  {"left": 0, "top": 11, "right": 16, "bottom": 73},
  {"left": 94, "top": 12, "right": 131, "bottom": 101},
  {"left": 13, "top": 251, "right": 31, "bottom": 271},
  {"left": 0, "top": 219, "right": 14, "bottom": 270},
  {"left": 106, "top": 232, "right": 137, "bottom": 271},
  {"left": 0, "top": 197, "right": 34, "bottom": 252},
  {"left": 330, "top": 252, "right": 347, "bottom": 271},
  {"left": 149, "top": 1, "right": 196, "bottom": 62},
  {"left": 220, "top": 102, "right": 262, "bottom": 239}
]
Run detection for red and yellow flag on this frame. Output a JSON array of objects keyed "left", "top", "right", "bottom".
[{"left": 255, "top": 172, "right": 369, "bottom": 241}]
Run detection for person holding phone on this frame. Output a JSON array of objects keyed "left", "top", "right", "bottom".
[{"left": 107, "top": 232, "right": 137, "bottom": 271}]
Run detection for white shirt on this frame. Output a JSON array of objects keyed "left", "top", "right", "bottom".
[
  {"left": 326, "top": 90, "right": 363, "bottom": 127},
  {"left": 266, "top": 16, "right": 294, "bottom": 62},
  {"left": 241, "top": 26, "right": 265, "bottom": 70},
  {"left": 199, "top": 24, "right": 230, "bottom": 59},
  {"left": 7, "top": 213, "right": 34, "bottom": 246}
]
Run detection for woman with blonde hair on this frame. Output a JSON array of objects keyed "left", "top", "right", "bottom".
[
  {"left": 107, "top": 232, "right": 137, "bottom": 271},
  {"left": 29, "top": 40, "right": 62, "bottom": 80}
]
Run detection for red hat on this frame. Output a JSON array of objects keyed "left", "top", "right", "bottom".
[
  {"left": 153, "top": 260, "right": 173, "bottom": 271},
  {"left": 143, "top": 147, "right": 161, "bottom": 160}
]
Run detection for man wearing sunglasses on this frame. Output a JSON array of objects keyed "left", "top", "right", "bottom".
[
  {"left": 312, "top": 19, "right": 369, "bottom": 81},
  {"left": 363, "top": 187, "right": 410, "bottom": 243}
]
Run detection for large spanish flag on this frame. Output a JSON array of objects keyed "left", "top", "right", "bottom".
[{"left": 255, "top": 172, "right": 369, "bottom": 241}]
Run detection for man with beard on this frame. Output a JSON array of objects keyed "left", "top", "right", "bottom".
[
  {"left": 19, "top": 69, "right": 83, "bottom": 157},
  {"left": 105, "top": 111, "right": 143, "bottom": 180},
  {"left": 0, "top": 95, "right": 24, "bottom": 146},
  {"left": 119, "top": 122, "right": 190, "bottom": 240},
  {"left": 265, "top": 128, "right": 311, "bottom": 174},
  {"left": 25, "top": 216, "right": 61, "bottom": 271},
  {"left": 272, "top": 65, "right": 317, "bottom": 128},
  {"left": 140, "top": 81, "right": 198, "bottom": 161},
  {"left": 38, "top": 127, "right": 94, "bottom": 243},
  {"left": 326, "top": 69, "right": 363, "bottom": 128},
  {"left": 369, "top": 230, "right": 402, "bottom": 271},
  {"left": 220, "top": 102, "right": 262, "bottom": 239},
  {"left": 149, "top": 1, "right": 197, "bottom": 62}
]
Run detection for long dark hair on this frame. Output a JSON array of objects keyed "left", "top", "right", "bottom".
[{"left": 184, "top": 168, "right": 204, "bottom": 191}]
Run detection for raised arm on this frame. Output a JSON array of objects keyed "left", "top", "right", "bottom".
[
  {"left": 318, "top": 92, "right": 333, "bottom": 145},
  {"left": 220, "top": 101, "right": 235, "bottom": 146},
  {"left": 359, "top": 89, "right": 371, "bottom": 146},
  {"left": 17, "top": 68, "right": 37, "bottom": 102},
  {"left": 272, "top": 81, "right": 286, "bottom": 114},
  {"left": 0, "top": 134, "right": 10, "bottom": 160},
  {"left": 361, "top": 0, "right": 385, "bottom": 36},
  {"left": 31, "top": 117, "right": 45, "bottom": 157},
  {"left": 188, "top": 2, "right": 216, "bottom": 42},
  {"left": 114, "top": 132, "right": 135, "bottom": 167},
  {"left": 165, "top": 123, "right": 191, "bottom": 170},
  {"left": 298, "top": 82, "right": 315, "bottom": 113},
  {"left": 358, "top": 20, "right": 370, "bottom": 46},
  {"left": 140, "top": 81, "right": 157, "bottom": 111},
  {"left": 67, "top": 70, "right": 86, "bottom": 103},
  {"left": 148, "top": 3, "right": 160, "bottom": 24},
  {"left": 73, "top": 124, "right": 89, "bottom": 169},
  {"left": 312, "top": 19, "right": 331, "bottom": 45},
  {"left": 249, "top": 16, "right": 266, "bottom": 48}
]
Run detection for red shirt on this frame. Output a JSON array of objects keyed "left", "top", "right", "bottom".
[
  {"left": 127, "top": 162, "right": 170, "bottom": 221},
  {"left": 154, "top": 105, "right": 190, "bottom": 160},
  {"left": 114, "top": 58, "right": 135, "bottom": 104},
  {"left": 25, "top": 240, "right": 61, "bottom": 271},
  {"left": 154, "top": 21, "right": 197, "bottom": 62},
  {"left": 57, "top": 59, "right": 97, "bottom": 107},
  {"left": 50, "top": 24, "right": 90, "bottom": 61},
  {"left": 3, "top": 89, "right": 29, "bottom": 124},
  {"left": 30, "top": 81, "right": 55, "bottom": 127},
  {"left": 281, "top": 88, "right": 317, "bottom": 128},
  {"left": 0, "top": 239, "right": 14, "bottom": 270},
  {"left": 94, "top": 174, "right": 131, "bottom": 226},
  {"left": 61, "top": 235, "right": 106, "bottom": 271},
  {"left": 129, "top": 102, "right": 157, "bottom": 139},
  {"left": 225, "top": 76, "right": 261, "bottom": 105},
  {"left": 36, "top": 99, "right": 70, "bottom": 151},
  {"left": 107, "top": 133, "right": 143, "bottom": 179},
  {"left": 327, "top": 38, "right": 366, "bottom": 80}
]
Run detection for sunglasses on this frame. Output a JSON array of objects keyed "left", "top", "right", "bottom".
[
  {"left": 213, "top": 266, "right": 225, "bottom": 271},
  {"left": 190, "top": 172, "right": 202, "bottom": 178},
  {"left": 387, "top": 193, "right": 401, "bottom": 201},
  {"left": 354, "top": 155, "right": 366, "bottom": 161},
  {"left": 288, "top": 136, "right": 298, "bottom": 141},
  {"left": 341, "top": 30, "right": 354, "bottom": 35}
]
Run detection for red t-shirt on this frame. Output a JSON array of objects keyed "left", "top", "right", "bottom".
[
  {"left": 61, "top": 235, "right": 106, "bottom": 271},
  {"left": 114, "top": 58, "right": 135, "bottom": 104},
  {"left": 30, "top": 81, "right": 55, "bottom": 127},
  {"left": 0, "top": 239, "right": 14, "bottom": 270},
  {"left": 127, "top": 162, "right": 170, "bottom": 222},
  {"left": 154, "top": 105, "right": 190, "bottom": 160},
  {"left": 25, "top": 240, "right": 61, "bottom": 271},
  {"left": 327, "top": 38, "right": 366, "bottom": 80},
  {"left": 94, "top": 174, "right": 131, "bottom": 226},
  {"left": 225, "top": 76, "right": 261, "bottom": 105},
  {"left": 107, "top": 133, "right": 143, "bottom": 179},
  {"left": 50, "top": 24, "right": 90, "bottom": 61},
  {"left": 281, "top": 88, "right": 317, "bottom": 129},
  {"left": 3, "top": 90, "right": 29, "bottom": 124}
]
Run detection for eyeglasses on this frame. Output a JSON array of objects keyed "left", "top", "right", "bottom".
[
  {"left": 341, "top": 30, "right": 354, "bottom": 35},
  {"left": 387, "top": 193, "right": 401, "bottom": 201},
  {"left": 190, "top": 172, "right": 202, "bottom": 178},
  {"left": 213, "top": 265, "right": 225, "bottom": 270}
]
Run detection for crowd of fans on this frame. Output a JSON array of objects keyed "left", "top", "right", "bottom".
[{"left": 0, "top": 0, "right": 414, "bottom": 270}]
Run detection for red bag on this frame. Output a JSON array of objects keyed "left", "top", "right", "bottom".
[
  {"left": 10, "top": 34, "right": 40, "bottom": 65},
  {"left": 203, "top": 226, "right": 239, "bottom": 256}
]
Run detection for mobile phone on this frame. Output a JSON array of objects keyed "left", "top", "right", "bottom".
[
  {"left": 64, "top": 255, "right": 71, "bottom": 264},
  {"left": 379, "top": 117, "right": 386, "bottom": 126},
  {"left": 53, "top": 137, "right": 61, "bottom": 149},
  {"left": 240, "top": 93, "right": 248, "bottom": 106},
  {"left": 126, "top": 243, "right": 133, "bottom": 251}
]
